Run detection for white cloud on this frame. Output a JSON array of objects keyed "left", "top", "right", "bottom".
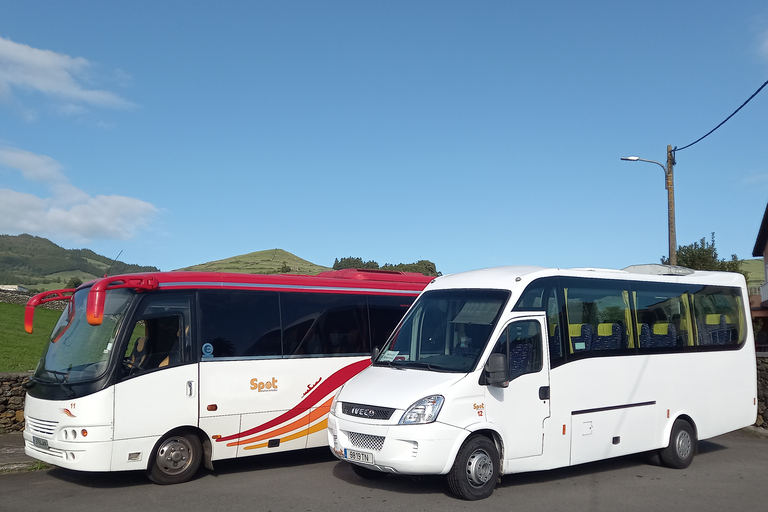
[
  {"left": 0, "top": 36, "right": 135, "bottom": 114},
  {"left": 0, "top": 146, "right": 157, "bottom": 242}
]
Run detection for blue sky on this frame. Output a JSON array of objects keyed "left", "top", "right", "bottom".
[{"left": 1, "top": 1, "right": 768, "bottom": 276}]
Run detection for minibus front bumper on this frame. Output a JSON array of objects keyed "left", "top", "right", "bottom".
[{"left": 327, "top": 412, "right": 465, "bottom": 476}]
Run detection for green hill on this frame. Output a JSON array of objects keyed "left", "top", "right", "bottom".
[
  {"left": 0, "top": 233, "right": 159, "bottom": 291},
  {"left": 177, "top": 249, "right": 331, "bottom": 275}
]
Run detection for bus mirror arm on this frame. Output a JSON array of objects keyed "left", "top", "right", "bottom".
[{"left": 485, "top": 353, "right": 509, "bottom": 388}]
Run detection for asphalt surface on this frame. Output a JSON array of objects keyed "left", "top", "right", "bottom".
[
  {"left": 0, "top": 431, "right": 34, "bottom": 472},
  {"left": 2, "top": 426, "right": 766, "bottom": 473}
]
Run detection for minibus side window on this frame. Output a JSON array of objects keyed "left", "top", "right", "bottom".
[{"left": 492, "top": 320, "right": 543, "bottom": 380}]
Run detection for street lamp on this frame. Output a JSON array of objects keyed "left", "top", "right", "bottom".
[{"left": 620, "top": 145, "right": 677, "bottom": 265}]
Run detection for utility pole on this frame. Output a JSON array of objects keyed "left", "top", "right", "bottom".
[
  {"left": 666, "top": 145, "right": 677, "bottom": 266},
  {"left": 621, "top": 146, "right": 677, "bottom": 265}
]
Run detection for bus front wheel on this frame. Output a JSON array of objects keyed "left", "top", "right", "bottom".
[
  {"left": 660, "top": 419, "right": 696, "bottom": 469},
  {"left": 147, "top": 431, "right": 203, "bottom": 485},
  {"left": 447, "top": 435, "right": 500, "bottom": 500}
]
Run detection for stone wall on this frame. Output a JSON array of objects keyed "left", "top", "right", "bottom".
[
  {"left": 0, "top": 373, "right": 29, "bottom": 433},
  {"left": 2, "top": 358, "right": 767, "bottom": 434},
  {"left": 0, "top": 290, "right": 67, "bottom": 310}
]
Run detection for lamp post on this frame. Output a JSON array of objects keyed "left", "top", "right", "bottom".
[{"left": 621, "top": 145, "right": 677, "bottom": 265}]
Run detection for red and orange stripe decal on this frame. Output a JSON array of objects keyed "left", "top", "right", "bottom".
[{"left": 216, "top": 358, "right": 370, "bottom": 444}]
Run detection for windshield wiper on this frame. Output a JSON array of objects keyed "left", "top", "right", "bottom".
[{"left": 48, "top": 367, "right": 76, "bottom": 398}]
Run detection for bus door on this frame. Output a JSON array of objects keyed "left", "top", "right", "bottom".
[
  {"left": 112, "top": 293, "right": 198, "bottom": 451},
  {"left": 484, "top": 314, "right": 551, "bottom": 459}
]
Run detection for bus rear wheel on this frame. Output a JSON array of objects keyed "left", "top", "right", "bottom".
[
  {"left": 447, "top": 435, "right": 499, "bottom": 500},
  {"left": 147, "top": 431, "right": 202, "bottom": 485},
  {"left": 660, "top": 419, "right": 696, "bottom": 469}
]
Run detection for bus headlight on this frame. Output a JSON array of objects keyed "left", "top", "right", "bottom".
[
  {"left": 330, "top": 386, "right": 343, "bottom": 416},
  {"left": 399, "top": 395, "right": 444, "bottom": 424}
]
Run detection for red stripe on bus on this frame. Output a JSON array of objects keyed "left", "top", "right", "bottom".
[{"left": 216, "top": 358, "right": 371, "bottom": 442}]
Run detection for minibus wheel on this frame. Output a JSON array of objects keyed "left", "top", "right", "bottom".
[
  {"left": 447, "top": 435, "right": 500, "bottom": 500},
  {"left": 147, "top": 430, "right": 202, "bottom": 485},
  {"left": 660, "top": 419, "right": 696, "bottom": 469}
]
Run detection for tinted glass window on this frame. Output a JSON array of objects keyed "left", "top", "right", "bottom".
[
  {"left": 367, "top": 295, "right": 414, "bottom": 350},
  {"left": 119, "top": 292, "right": 192, "bottom": 379},
  {"left": 633, "top": 283, "right": 692, "bottom": 350},
  {"left": 561, "top": 278, "right": 632, "bottom": 355},
  {"left": 690, "top": 285, "right": 744, "bottom": 346},
  {"left": 198, "top": 290, "right": 281, "bottom": 358},
  {"left": 377, "top": 289, "right": 509, "bottom": 372},
  {"left": 282, "top": 293, "right": 369, "bottom": 355},
  {"left": 492, "top": 320, "right": 543, "bottom": 380}
]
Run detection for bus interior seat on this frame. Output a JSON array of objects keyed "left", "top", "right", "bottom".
[
  {"left": 128, "top": 337, "right": 148, "bottom": 368},
  {"left": 637, "top": 323, "right": 651, "bottom": 348},
  {"left": 509, "top": 341, "right": 533, "bottom": 379},
  {"left": 592, "top": 323, "right": 622, "bottom": 350},
  {"left": 702, "top": 314, "right": 731, "bottom": 345},
  {"left": 569, "top": 324, "right": 592, "bottom": 351},
  {"left": 649, "top": 322, "right": 677, "bottom": 348},
  {"left": 549, "top": 324, "right": 562, "bottom": 359}
]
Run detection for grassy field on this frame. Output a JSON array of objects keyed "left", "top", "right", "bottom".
[{"left": 0, "top": 303, "right": 60, "bottom": 372}]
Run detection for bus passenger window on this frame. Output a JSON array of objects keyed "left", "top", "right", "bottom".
[{"left": 494, "top": 321, "right": 543, "bottom": 380}]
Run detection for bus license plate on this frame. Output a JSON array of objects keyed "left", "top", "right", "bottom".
[
  {"left": 33, "top": 436, "right": 49, "bottom": 450},
  {"left": 344, "top": 449, "right": 373, "bottom": 464}
]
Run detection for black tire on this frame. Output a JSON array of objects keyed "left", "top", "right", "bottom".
[
  {"left": 147, "top": 431, "right": 203, "bottom": 485},
  {"left": 350, "top": 462, "right": 387, "bottom": 480},
  {"left": 447, "top": 435, "right": 500, "bottom": 500},
  {"left": 659, "top": 419, "right": 696, "bottom": 469}
]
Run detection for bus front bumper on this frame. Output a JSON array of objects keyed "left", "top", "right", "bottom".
[{"left": 327, "top": 413, "right": 465, "bottom": 476}]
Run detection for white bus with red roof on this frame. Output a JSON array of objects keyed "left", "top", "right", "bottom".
[{"left": 22, "top": 268, "right": 432, "bottom": 484}]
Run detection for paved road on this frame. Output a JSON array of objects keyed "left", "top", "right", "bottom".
[{"left": 2, "top": 429, "right": 767, "bottom": 512}]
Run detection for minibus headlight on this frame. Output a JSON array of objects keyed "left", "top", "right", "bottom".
[
  {"left": 330, "top": 386, "right": 343, "bottom": 416},
  {"left": 399, "top": 395, "right": 444, "bottom": 424}
]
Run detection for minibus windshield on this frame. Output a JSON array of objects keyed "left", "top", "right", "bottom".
[
  {"left": 375, "top": 289, "right": 510, "bottom": 372},
  {"left": 33, "top": 287, "right": 133, "bottom": 384}
]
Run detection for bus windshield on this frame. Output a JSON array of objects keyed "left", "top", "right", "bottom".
[
  {"left": 34, "top": 287, "right": 133, "bottom": 384},
  {"left": 375, "top": 289, "right": 510, "bottom": 372}
]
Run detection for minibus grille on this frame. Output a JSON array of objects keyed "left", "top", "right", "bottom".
[
  {"left": 341, "top": 402, "right": 395, "bottom": 420},
  {"left": 347, "top": 431, "right": 385, "bottom": 452},
  {"left": 25, "top": 416, "right": 57, "bottom": 437}
]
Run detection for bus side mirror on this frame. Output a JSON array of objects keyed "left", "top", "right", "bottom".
[
  {"left": 485, "top": 353, "right": 509, "bottom": 388},
  {"left": 371, "top": 346, "right": 380, "bottom": 362}
]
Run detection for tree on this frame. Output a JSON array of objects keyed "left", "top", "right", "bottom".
[
  {"left": 65, "top": 277, "right": 83, "bottom": 289},
  {"left": 333, "top": 256, "right": 441, "bottom": 277},
  {"left": 333, "top": 257, "right": 380, "bottom": 270},
  {"left": 661, "top": 233, "right": 743, "bottom": 274}
]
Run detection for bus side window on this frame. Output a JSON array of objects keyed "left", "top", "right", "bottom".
[
  {"left": 198, "top": 290, "right": 281, "bottom": 358},
  {"left": 123, "top": 315, "right": 182, "bottom": 376},
  {"left": 494, "top": 321, "right": 543, "bottom": 380}
]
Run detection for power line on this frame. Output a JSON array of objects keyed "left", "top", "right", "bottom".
[{"left": 674, "top": 78, "right": 768, "bottom": 154}]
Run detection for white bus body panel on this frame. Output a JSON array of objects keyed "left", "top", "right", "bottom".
[
  {"left": 110, "top": 364, "right": 199, "bottom": 471},
  {"left": 200, "top": 357, "right": 369, "bottom": 461},
  {"left": 24, "top": 388, "right": 115, "bottom": 472}
]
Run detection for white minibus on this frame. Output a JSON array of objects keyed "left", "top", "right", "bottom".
[
  {"left": 327, "top": 265, "right": 758, "bottom": 500},
  {"left": 22, "top": 269, "right": 432, "bottom": 484}
]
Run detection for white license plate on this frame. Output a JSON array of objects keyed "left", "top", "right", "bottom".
[
  {"left": 344, "top": 449, "right": 374, "bottom": 464},
  {"left": 33, "top": 436, "right": 49, "bottom": 450}
]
